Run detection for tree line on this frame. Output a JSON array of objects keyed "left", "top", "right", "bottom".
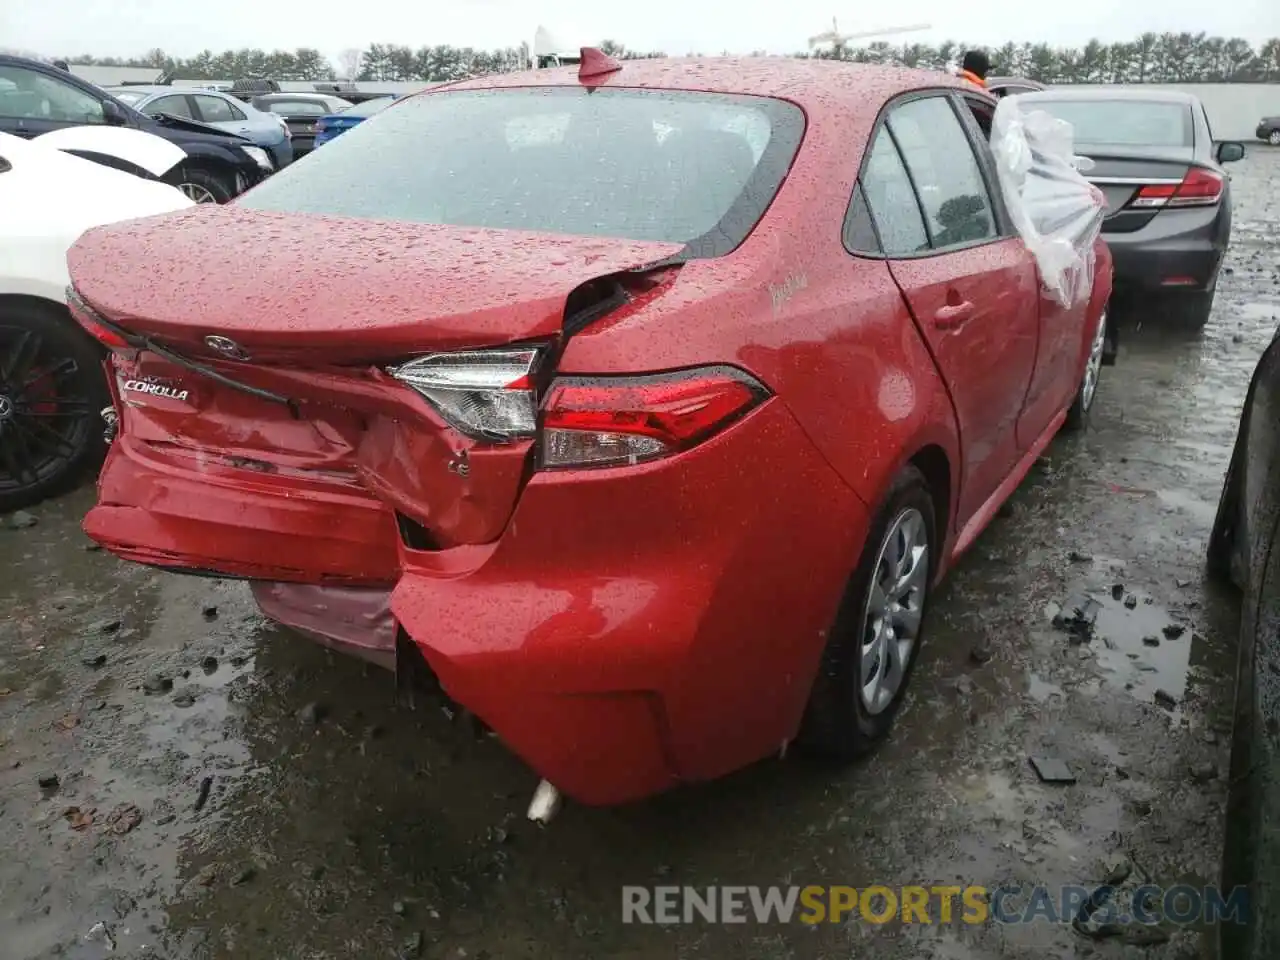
[{"left": 61, "top": 32, "right": 1280, "bottom": 85}]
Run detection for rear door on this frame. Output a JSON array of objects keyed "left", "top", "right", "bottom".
[
  {"left": 191, "top": 94, "right": 252, "bottom": 137},
  {"left": 863, "top": 93, "right": 1041, "bottom": 528}
]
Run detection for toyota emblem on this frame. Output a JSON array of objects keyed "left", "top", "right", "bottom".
[{"left": 204, "top": 335, "right": 249, "bottom": 361}]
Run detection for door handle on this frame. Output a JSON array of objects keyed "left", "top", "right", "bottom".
[{"left": 933, "top": 301, "right": 975, "bottom": 330}]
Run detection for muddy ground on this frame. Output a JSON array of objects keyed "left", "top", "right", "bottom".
[{"left": 3, "top": 148, "right": 1279, "bottom": 960}]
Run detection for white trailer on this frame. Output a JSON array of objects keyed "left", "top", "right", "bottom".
[{"left": 530, "top": 26, "right": 586, "bottom": 69}]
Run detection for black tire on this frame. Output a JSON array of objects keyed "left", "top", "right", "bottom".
[
  {"left": 1269, "top": 130, "right": 1280, "bottom": 146},
  {"left": 1064, "top": 307, "right": 1109, "bottom": 431},
  {"left": 1208, "top": 447, "right": 1242, "bottom": 585},
  {"left": 166, "top": 164, "right": 235, "bottom": 204},
  {"left": 798, "top": 465, "right": 936, "bottom": 759},
  {"left": 0, "top": 300, "right": 110, "bottom": 512}
]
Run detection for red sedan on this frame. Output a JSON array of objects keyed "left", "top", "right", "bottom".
[{"left": 67, "top": 53, "right": 1113, "bottom": 808}]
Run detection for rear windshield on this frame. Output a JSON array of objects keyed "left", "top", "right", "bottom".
[
  {"left": 237, "top": 87, "right": 806, "bottom": 255},
  {"left": 1025, "top": 98, "right": 1193, "bottom": 147},
  {"left": 257, "top": 98, "right": 329, "bottom": 115}
]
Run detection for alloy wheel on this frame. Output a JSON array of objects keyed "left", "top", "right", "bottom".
[
  {"left": 178, "top": 182, "right": 218, "bottom": 204},
  {"left": 0, "top": 326, "right": 95, "bottom": 497},
  {"left": 859, "top": 506, "right": 930, "bottom": 716},
  {"left": 1270, "top": 131, "right": 1280, "bottom": 146},
  {"left": 1079, "top": 310, "right": 1108, "bottom": 413}
]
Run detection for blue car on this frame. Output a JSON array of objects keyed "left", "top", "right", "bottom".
[
  {"left": 107, "top": 86, "right": 293, "bottom": 169},
  {"left": 313, "top": 96, "right": 397, "bottom": 148}
]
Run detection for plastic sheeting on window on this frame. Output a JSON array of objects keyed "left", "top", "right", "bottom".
[{"left": 990, "top": 95, "right": 1107, "bottom": 310}]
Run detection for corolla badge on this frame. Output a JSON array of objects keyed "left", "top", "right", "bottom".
[
  {"left": 121, "top": 378, "right": 189, "bottom": 402},
  {"left": 204, "top": 335, "right": 249, "bottom": 360}
]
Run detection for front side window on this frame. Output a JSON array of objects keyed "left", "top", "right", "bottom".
[
  {"left": 195, "top": 95, "right": 244, "bottom": 122},
  {"left": 238, "top": 87, "right": 806, "bottom": 255},
  {"left": 0, "top": 66, "right": 104, "bottom": 123},
  {"left": 887, "top": 96, "right": 997, "bottom": 249},
  {"left": 146, "top": 95, "right": 193, "bottom": 120}
]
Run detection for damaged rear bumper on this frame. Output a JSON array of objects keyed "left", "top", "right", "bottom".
[
  {"left": 388, "top": 402, "right": 867, "bottom": 806},
  {"left": 86, "top": 433, "right": 401, "bottom": 585}
]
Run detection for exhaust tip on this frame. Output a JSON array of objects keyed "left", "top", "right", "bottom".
[{"left": 527, "top": 780, "right": 562, "bottom": 824}]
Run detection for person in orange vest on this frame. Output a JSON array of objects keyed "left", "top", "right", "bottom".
[{"left": 958, "top": 50, "right": 991, "bottom": 89}]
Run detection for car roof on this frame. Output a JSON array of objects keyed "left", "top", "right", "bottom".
[
  {"left": 986, "top": 76, "right": 1044, "bottom": 88},
  {"left": 254, "top": 93, "right": 340, "bottom": 102},
  {"left": 421, "top": 57, "right": 969, "bottom": 113},
  {"left": 108, "top": 86, "right": 234, "bottom": 97},
  {"left": 1018, "top": 87, "right": 1200, "bottom": 105}
]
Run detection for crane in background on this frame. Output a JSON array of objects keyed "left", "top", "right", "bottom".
[{"left": 807, "top": 18, "right": 932, "bottom": 58}]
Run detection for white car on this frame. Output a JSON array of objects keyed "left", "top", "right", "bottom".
[{"left": 0, "top": 128, "right": 192, "bottom": 512}]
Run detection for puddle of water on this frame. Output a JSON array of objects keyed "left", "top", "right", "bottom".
[{"left": 1088, "top": 590, "right": 1193, "bottom": 707}]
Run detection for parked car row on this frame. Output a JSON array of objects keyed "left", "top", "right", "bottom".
[
  {"left": 0, "top": 50, "right": 1251, "bottom": 823},
  {"left": 0, "top": 54, "right": 273, "bottom": 201}
]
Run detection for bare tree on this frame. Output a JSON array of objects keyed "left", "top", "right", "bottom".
[{"left": 337, "top": 47, "right": 363, "bottom": 80}]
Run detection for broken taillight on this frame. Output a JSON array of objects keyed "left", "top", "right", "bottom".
[
  {"left": 66, "top": 286, "right": 129, "bottom": 350},
  {"left": 389, "top": 348, "right": 541, "bottom": 441},
  {"left": 539, "top": 366, "right": 769, "bottom": 470},
  {"left": 1131, "top": 168, "right": 1224, "bottom": 209},
  {"left": 391, "top": 350, "right": 769, "bottom": 469}
]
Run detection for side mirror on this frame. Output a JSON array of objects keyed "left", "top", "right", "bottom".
[
  {"left": 1217, "top": 141, "right": 1245, "bottom": 164},
  {"left": 102, "top": 100, "right": 128, "bottom": 126}
]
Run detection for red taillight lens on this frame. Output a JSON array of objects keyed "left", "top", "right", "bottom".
[
  {"left": 1131, "top": 168, "right": 1223, "bottom": 209},
  {"left": 66, "top": 286, "right": 128, "bottom": 350},
  {"left": 540, "top": 367, "right": 769, "bottom": 470}
]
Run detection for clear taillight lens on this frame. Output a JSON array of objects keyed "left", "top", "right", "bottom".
[
  {"left": 389, "top": 348, "right": 541, "bottom": 441},
  {"left": 540, "top": 366, "right": 769, "bottom": 470}
]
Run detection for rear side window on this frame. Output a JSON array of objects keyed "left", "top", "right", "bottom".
[
  {"left": 238, "top": 88, "right": 806, "bottom": 256},
  {"left": 1025, "top": 99, "right": 1193, "bottom": 147},
  {"left": 887, "top": 97, "right": 996, "bottom": 249},
  {"left": 195, "top": 95, "right": 244, "bottom": 122},
  {"left": 842, "top": 181, "right": 880, "bottom": 254},
  {"left": 861, "top": 127, "right": 929, "bottom": 255}
]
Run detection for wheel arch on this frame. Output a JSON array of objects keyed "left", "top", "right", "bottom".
[
  {"left": 0, "top": 291, "right": 76, "bottom": 324},
  {"left": 908, "top": 443, "right": 952, "bottom": 572}
]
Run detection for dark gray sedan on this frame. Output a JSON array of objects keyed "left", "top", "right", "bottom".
[
  {"left": 250, "top": 94, "right": 354, "bottom": 158},
  {"left": 1019, "top": 88, "right": 1245, "bottom": 327}
]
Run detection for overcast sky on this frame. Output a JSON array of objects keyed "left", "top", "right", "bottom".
[{"left": 3, "top": 0, "right": 1276, "bottom": 62}]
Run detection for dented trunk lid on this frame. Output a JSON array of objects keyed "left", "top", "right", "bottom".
[
  {"left": 68, "top": 205, "right": 684, "bottom": 365},
  {"left": 78, "top": 206, "right": 684, "bottom": 575}
]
